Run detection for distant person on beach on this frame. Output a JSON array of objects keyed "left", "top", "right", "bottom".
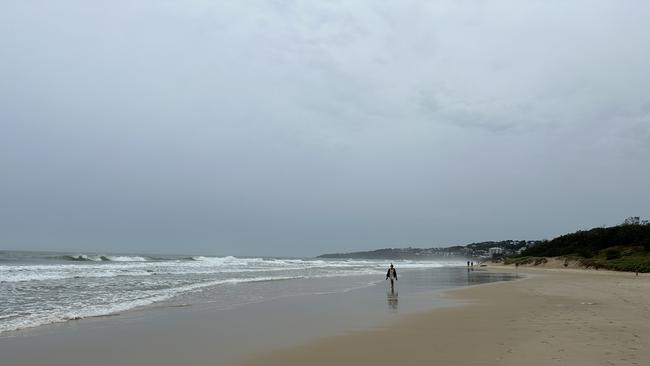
[{"left": 386, "top": 264, "right": 398, "bottom": 289}]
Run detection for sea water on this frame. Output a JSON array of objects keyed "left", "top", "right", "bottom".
[{"left": 0, "top": 250, "right": 472, "bottom": 334}]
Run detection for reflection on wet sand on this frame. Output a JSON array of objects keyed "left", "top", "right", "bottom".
[{"left": 386, "top": 288, "right": 398, "bottom": 312}]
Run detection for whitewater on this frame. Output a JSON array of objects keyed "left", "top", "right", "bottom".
[{"left": 0, "top": 251, "right": 465, "bottom": 334}]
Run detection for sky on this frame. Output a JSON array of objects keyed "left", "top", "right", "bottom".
[{"left": 1, "top": 1, "right": 649, "bottom": 257}]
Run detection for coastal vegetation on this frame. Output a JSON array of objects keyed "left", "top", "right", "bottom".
[
  {"left": 319, "top": 217, "right": 650, "bottom": 273},
  {"left": 516, "top": 221, "right": 650, "bottom": 273}
]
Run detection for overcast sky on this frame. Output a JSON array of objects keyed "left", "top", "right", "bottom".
[{"left": 1, "top": 1, "right": 649, "bottom": 256}]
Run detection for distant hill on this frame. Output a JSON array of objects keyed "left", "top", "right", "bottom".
[
  {"left": 318, "top": 247, "right": 465, "bottom": 260},
  {"left": 318, "top": 220, "right": 650, "bottom": 272},
  {"left": 522, "top": 224, "right": 650, "bottom": 257},
  {"left": 318, "top": 240, "right": 539, "bottom": 260}
]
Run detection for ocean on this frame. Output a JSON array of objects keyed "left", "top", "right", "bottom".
[{"left": 0, "top": 250, "right": 479, "bottom": 334}]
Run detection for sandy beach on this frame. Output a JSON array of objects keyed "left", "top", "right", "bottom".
[
  {"left": 238, "top": 267, "right": 650, "bottom": 366},
  {"left": 3, "top": 265, "right": 648, "bottom": 366}
]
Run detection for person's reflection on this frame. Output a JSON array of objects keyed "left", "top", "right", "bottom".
[{"left": 387, "top": 288, "right": 398, "bottom": 312}]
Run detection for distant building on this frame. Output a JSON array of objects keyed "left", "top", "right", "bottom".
[{"left": 489, "top": 247, "right": 504, "bottom": 256}]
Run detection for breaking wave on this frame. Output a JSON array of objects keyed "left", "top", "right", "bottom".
[
  {"left": 55, "top": 255, "right": 151, "bottom": 262},
  {"left": 0, "top": 252, "right": 469, "bottom": 335},
  {"left": 0, "top": 275, "right": 304, "bottom": 333}
]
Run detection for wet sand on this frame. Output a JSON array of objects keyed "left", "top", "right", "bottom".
[
  {"left": 0, "top": 268, "right": 514, "bottom": 366},
  {"left": 239, "top": 268, "right": 650, "bottom": 366}
]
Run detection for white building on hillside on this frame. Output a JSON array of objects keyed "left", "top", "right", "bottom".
[{"left": 489, "top": 247, "right": 504, "bottom": 256}]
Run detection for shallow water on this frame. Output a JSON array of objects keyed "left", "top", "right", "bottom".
[
  {"left": 0, "top": 260, "right": 516, "bottom": 366},
  {"left": 0, "top": 250, "right": 471, "bottom": 333}
]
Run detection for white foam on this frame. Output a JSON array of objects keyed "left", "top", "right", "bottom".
[
  {"left": 0, "top": 257, "right": 464, "bottom": 283},
  {"left": 104, "top": 256, "right": 149, "bottom": 262},
  {"left": 0, "top": 275, "right": 303, "bottom": 334},
  {"left": 0, "top": 256, "right": 468, "bottom": 334}
]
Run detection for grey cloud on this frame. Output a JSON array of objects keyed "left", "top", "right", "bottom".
[{"left": 1, "top": 1, "right": 649, "bottom": 256}]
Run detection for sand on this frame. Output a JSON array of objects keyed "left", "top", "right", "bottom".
[{"left": 238, "top": 267, "right": 650, "bottom": 366}]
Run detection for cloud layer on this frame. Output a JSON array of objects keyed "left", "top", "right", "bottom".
[{"left": 1, "top": 1, "right": 649, "bottom": 255}]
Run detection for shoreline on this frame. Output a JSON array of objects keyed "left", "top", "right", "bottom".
[
  {"left": 0, "top": 267, "right": 515, "bottom": 366},
  {"left": 237, "top": 267, "right": 650, "bottom": 366}
]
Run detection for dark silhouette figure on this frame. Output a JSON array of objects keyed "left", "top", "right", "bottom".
[{"left": 386, "top": 264, "right": 397, "bottom": 289}]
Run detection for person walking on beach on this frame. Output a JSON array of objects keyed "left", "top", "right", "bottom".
[{"left": 386, "top": 264, "right": 398, "bottom": 289}]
